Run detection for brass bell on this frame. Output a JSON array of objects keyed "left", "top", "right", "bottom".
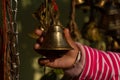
[
  {"left": 96, "top": 0, "right": 106, "bottom": 8},
  {"left": 75, "top": 0, "right": 85, "bottom": 5},
  {"left": 39, "top": 20, "right": 73, "bottom": 57}
]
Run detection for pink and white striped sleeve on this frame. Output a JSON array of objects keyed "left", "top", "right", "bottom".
[{"left": 78, "top": 43, "right": 120, "bottom": 80}]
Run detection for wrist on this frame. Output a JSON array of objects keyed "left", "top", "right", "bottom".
[
  {"left": 63, "top": 43, "right": 86, "bottom": 78},
  {"left": 74, "top": 51, "right": 81, "bottom": 65},
  {"left": 63, "top": 51, "right": 82, "bottom": 77}
]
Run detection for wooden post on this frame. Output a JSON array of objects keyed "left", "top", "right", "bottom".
[
  {"left": 0, "top": 28, "right": 4, "bottom": 80},
  {"left": 1, "top": 0, "right": 8, "bottom": 79}
]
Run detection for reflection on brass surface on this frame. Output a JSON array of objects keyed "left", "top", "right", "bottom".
[{"left": 75, "top": 0, "right": 85, "bottom": 5}]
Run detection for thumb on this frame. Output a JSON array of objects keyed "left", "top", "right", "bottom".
[{"left": 63, "top": 28, "right": 76, "bottom": 48}]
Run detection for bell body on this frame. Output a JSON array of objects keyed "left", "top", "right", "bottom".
[
  {"left": 39, "top": 21, "right": 73, "bottom": 57},
  {"left": 41, "top": 25, "right": 72, "bottom": 50}
]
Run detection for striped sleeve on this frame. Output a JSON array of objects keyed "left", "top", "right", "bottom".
[{"left": 78, "top": 44, "right": 120, "bottom": 80}]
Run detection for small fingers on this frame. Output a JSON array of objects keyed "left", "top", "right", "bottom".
[
  {"left": 38, "top": 58, "right": 56, "bottom": 68},
  {"left": 34, "top": 36, "right": 44, "bottom": 50},
  {"left": 64, "top": 28, "right": 75, "bottom": 48},
  {"left": 34, "top": 28, "right": 43, "bottom": 36},
  {"left": 36, "top": 36, "right": 44, "bottom": 44},
  {"left": 38, "top": 56, "right": 73, "bottom": 69},
  {"left": 34, "top": 43, "right": 41, "bottom": 50}
]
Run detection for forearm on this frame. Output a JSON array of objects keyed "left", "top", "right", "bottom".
[{"left": 64, "top": 42, "right": 120, "bottom": 80}]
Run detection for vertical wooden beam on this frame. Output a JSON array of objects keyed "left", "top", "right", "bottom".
[
  {"left": 0, "top": 28, "right": 4, "bottom": 80},
  {"left": 2, "top": 0, "right": 8, "bottom": 79}
]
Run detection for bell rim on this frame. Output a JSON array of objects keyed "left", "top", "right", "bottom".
[{"left": 39, "top": 47, "right": 73, "bottom": 51}]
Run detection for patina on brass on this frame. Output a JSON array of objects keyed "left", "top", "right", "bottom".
[{"left": 40, "top": 20, "right": 73, "bottom": 51}]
